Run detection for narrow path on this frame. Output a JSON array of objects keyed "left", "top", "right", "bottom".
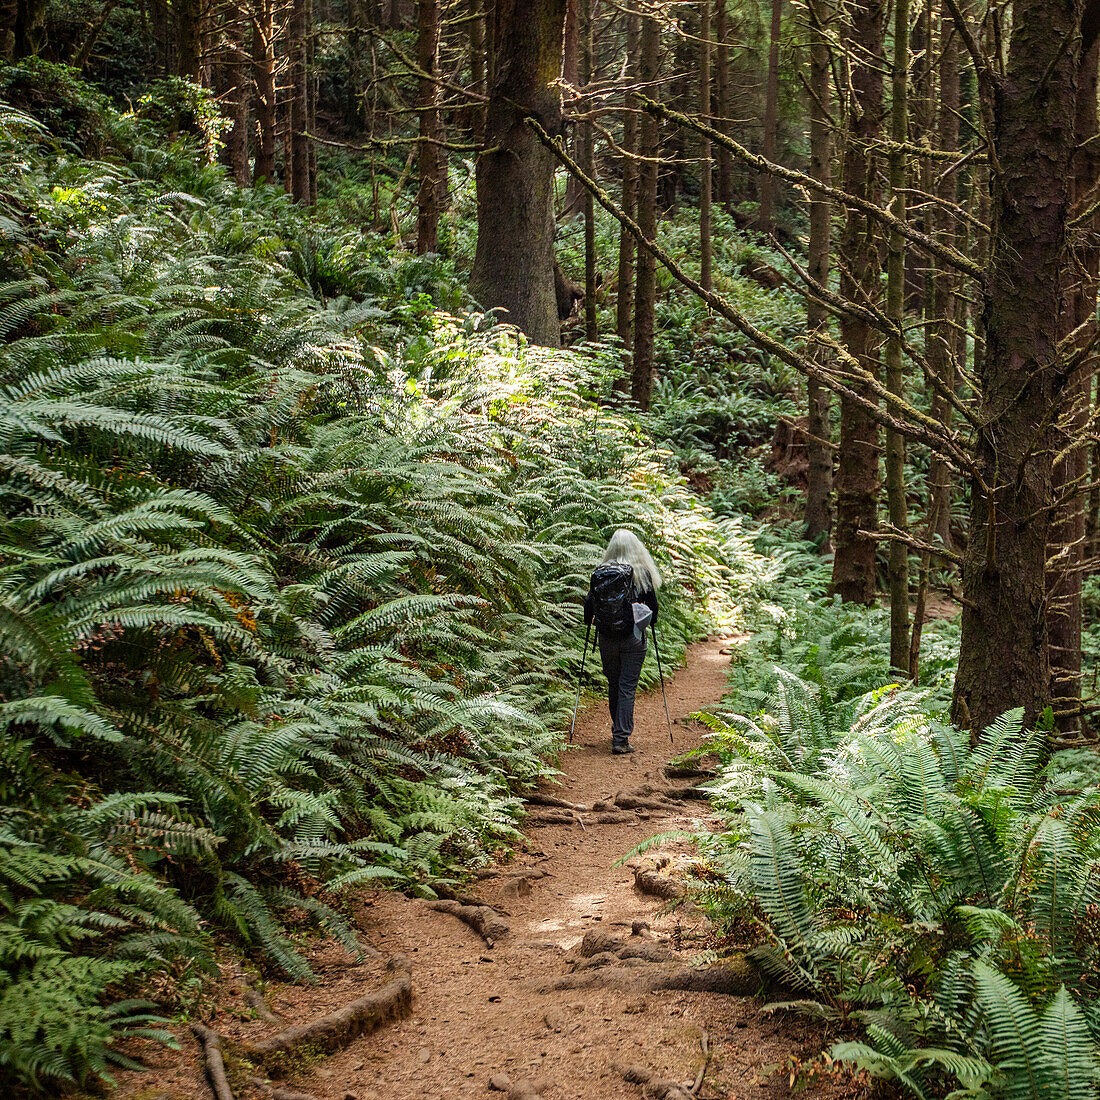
[{"left": 124, "top": 639, "right": 863, "bottom": 1100}]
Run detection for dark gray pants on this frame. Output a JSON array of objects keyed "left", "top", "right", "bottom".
[{"left": 598, "top": 629, "right": 646, "bottom": 747}]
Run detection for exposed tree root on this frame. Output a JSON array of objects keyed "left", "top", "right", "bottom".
[
  {"left": 578, "top": 930, "right": 675, "bottom": 963},
  {"left": 633, "top": 867, "right": 686, "bottom": 900},
  {"left": 233, "top": 968, "right": 281, "bottom": 1024},
  {"left": 523, "top": 791, "right": 588, "bottom": 812},
  {"left": 525, "top": 809, "right": 577, "bottom": 826},
  {"left": 592, "top": 811, "right": 638, "bottom": 824},
  {"left": 268, "top": 1089, "right": 321, "bottom": 1100},
  {"left": 426, "top": 898, "right": 510, "bottom": 945},
  {"left": 487, "top": 1072, "right": 543, "bottom": 1098},
  {"left": 650, "top": 958, "right": 759, "bottom": 995},
  {"left": 619, "top": 1062, "right": 696, "bottom": 1100},
  {"left": 242, "top": 957, "right": 412, "bottom": 1068},
  {"left": 664, "top": 763, "right": 717, "bottom": 781},
  {"left": 191, "top": 1022, "right": 234, "bottom": 1100}
]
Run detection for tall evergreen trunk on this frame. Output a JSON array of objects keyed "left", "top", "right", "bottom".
[
  {"left": 830, "top": 0, "right": 885, "bottom": 606},
  {"left": 177, "top": 0, "right": 203, "bottom": 82},
  {"left": 615, "top": 12, "right": 639, "bottom": 360},
  {"left": 884, "top": 0, "right": 910, "bottom": 671},
  {"left": 700, "top": 0, "right": 713, "bottom": 291},
  {"left": 217, "top": 8, "right": 251, "bottom": 186},
  {"left": 715, "top": 0, "right": 733, "bottom": 210},
  {"left": 632, "top": 11, "right": 661, "bottom": 410},
  {"left": 757, "top": 0, "right": 782, "bottom": 230},
  {"left": 416, "top": 0, "right": 444, "bottom": 253},
  {"left": 581, "top": 0, "right": 597, "bottom": 339},
  {"left": 953, "top": 0, "right": 1087, "bottom": 733},
  {"left": 251, "top": 0, "right": 277, "bottom": 184},
  {"left": 289, "top": 0, "right": 310, "bottom": 202},
  {"left": 469, "top": 0, "right": 568, "bottom": 347},
  {"left": 1048, "top": 34, "right": 1100, "bottom": 735},
  {"left": 468, "top": 0, "right": 487, "bottom": 143},
  {"left": 926, "top": 17, "right": 961, "bottom": 557},
  {"left": 803, "top": 0, "right": 832, "bottom": 544}
]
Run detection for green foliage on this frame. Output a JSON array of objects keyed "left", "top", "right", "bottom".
[
  {"left": 696, "top": 650, "right": 1100, "bottom": 1098},
  {"left": 0, "top": 71, "right": 753, "bottom": 1093}
]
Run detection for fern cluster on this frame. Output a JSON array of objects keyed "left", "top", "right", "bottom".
[
  {"left": 0, "top": 77, "right": 754, "bottom": 1092},
  {"left": 698, "top": 665, "right": 1100, "bottom": 1098}
]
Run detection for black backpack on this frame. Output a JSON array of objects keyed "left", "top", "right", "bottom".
[{"left": 590, "top": 562, "right": 636, "bottom": 636}]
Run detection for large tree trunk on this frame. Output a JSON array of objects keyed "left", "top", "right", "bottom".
[
  {"left": 953, "top": 0, "right": 1087, "bottom": 733},
  {"left": 416, "top": 0, "right": 444, "bottom": 252},
  {"left": 177, "top": 0, "right": 203, "bottom": 82},
  {"left": 251, "top": 0, "right": 277, "bottom": 184},
  {"left": 469, "top": 0, "right": 568, "bottom": 348},
  {"left": 289, "top": 0, "right": 310, "bottom": 202},
  {"left": 1048, "top": 33, "right": 1100, "bottom": 735},
  {"left": 803, "top": 0, "right": 832, "bottom": 544},
  {"left": 757, "top": 0, "right": 782, "bottom": 230},
  {"left": 830, "top": 0, "right": 885, "bottom": 606},
  {"left": 631, "top": 11, "right": 661, "bottom": 410},
  {"left": 216, "top": 7, "right": 251, "bottom": 186}
]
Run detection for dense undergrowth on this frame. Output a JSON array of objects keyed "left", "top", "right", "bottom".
[
  {"left": 0, "top": 64, "right": 778, "bottom": 1093},
  {"left": 688, "top": 546, "right": 1100, "bottom": 1099}
]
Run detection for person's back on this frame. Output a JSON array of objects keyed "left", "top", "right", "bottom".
[{"left": 583, "top": 530, "right": 661, "bottom": 754}]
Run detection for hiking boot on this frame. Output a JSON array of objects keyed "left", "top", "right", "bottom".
[{"left": 612, "top": 743, "right": 635, "bottom": 755}]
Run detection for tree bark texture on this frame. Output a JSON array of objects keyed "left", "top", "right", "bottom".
[
  {"left": 884, "top": 0, "right": 911, "bottom": 672},
  {"left": 631, "top": 11, "right": 661, "bottom": 410},
  {"left": 582, "top": 0, "right": 597, "bottom": 339},
  {"left": 954, "top": 0, "right": 1086, "bottom": 733},
  {"left": 830, "top": 0, "right": 885, "bottom": 606},
  {"left": 715, "top": 0, "right": 733, "bottom": 210},
  {"left": 615, "top": 12, "right": 639, "bottom": 365},
  {"left": 251, "top": 0, "right": 277, "bottom": 184},
  {"left": 1048, "top": 33, "right": 1100, "bottom": 734},
  {"left": 803, "top": 0, "right": 832, "bottom": 544},
  {"left": 289, "top": 0, "right": 310, "bottom": 202},
  {"left": 469, "top": 0, "right": 568, "bottom": 347},
  {"left": 416, "top": 0, "right": 444, "bottom": 252},
  {"left": 700, "top": 0, "right": 714, "bottom": 291},
  {"left": 216, "top": 7, "right": 251, "bottom": 186},
  {"left": 757, "top": 0, "right": 783, "bottom": 230}
]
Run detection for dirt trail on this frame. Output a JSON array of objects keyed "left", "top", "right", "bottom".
[{"left": 128, "top": 639, "right": 865, "bottom": 1100}]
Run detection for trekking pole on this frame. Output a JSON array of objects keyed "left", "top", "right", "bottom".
[
  {"left": 651, "top": 624, "right": 674, "bottom": 747},
  {"left": 569, "top": 622, "right": 592, "bottom": 743}
]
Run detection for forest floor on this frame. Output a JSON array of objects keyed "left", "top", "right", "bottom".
[{"left": 116, "top": 639, "right": 869, "bottom": 1100}]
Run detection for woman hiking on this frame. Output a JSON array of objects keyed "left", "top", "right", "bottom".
[{"left": 583, "top": 529, "right": 661, "bottom": 755}]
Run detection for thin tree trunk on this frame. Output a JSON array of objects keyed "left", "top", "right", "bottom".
[
  {"left": 700, "top": 0, "right": 713, "bottom": 291},
  {"left": 757, "top": 0, "right": 782, "bottom": 230},
  {"left": 416, "top": 0, "right": 443, "bottom": 252},
  {"left": 631, "top": 10, "right": 661, "bottom": 410},
  {"left": 953, "top": 0, "right": 1090, "bottom": 733},
  {"left": 715, "top": 0, "right": 732, "bottom": 210},
  {"left": 830, "top": 0, "right": 885, "bottom": 606},
  {"left": 803, "top": 0, "right": 832, "bottom": 544},
  {"left": 884, "top": 0, "right": 911, "bottom": 672},
  {"left": 251, "top": 0, "right": 277, "bottom": 184},
  {"left": 582, "top": 0, "right": 597, "bottom": 339},
  {"left": 289, "top": 0, "right": 309, "bottom": 202},
  {"left": 615, "top": 11, "right": 639, "bottom": 367},
  {"left": 1048, "top": 34, "right": 1099, "bottom": 736},
  {"left": 468, "top": 0, "right": 569, "bottom": 347}
]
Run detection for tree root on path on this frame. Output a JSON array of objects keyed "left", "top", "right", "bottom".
[
  {"left": 539, "top": 955, "right": 759, "bottom": 996},
  {"left": 192, "top": 1022, "right": 234, "bottom": 1100},
  {"left": 241, "top": 956, "right": 413, "bottom": 1070},
  {"left": 633, "top": 867, "right": 686, "bottom": 900},
  {"left": 426, "top": 898, "right": 510, "bottom": 945},
  {"left": 488, "top": 1072, "right": 544, "bottom": 1098},
  {"left": 664, "top": 763, "right": 717, "bottom": 781},
  {"left": 618, "top": 1062, "right": 696, "bottom": 1099},
  {"left": 523, "top": 791, "right": 589, "bottom": 812}
]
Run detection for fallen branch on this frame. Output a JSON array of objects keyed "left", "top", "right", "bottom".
[
  {"left": 191, "top": 1022, "right": 234, "bottom": 1100},
  {"left": 242, "top": 957, "right": 412, "bottom": 1068}
]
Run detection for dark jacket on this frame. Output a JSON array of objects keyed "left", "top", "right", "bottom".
[{"left": 584, "top": 583, "right": 659, "bottom": 632}]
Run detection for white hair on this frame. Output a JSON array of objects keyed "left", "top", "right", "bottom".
[{"left": 600, "top": 528, "right": 662, "bottom": 593}]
